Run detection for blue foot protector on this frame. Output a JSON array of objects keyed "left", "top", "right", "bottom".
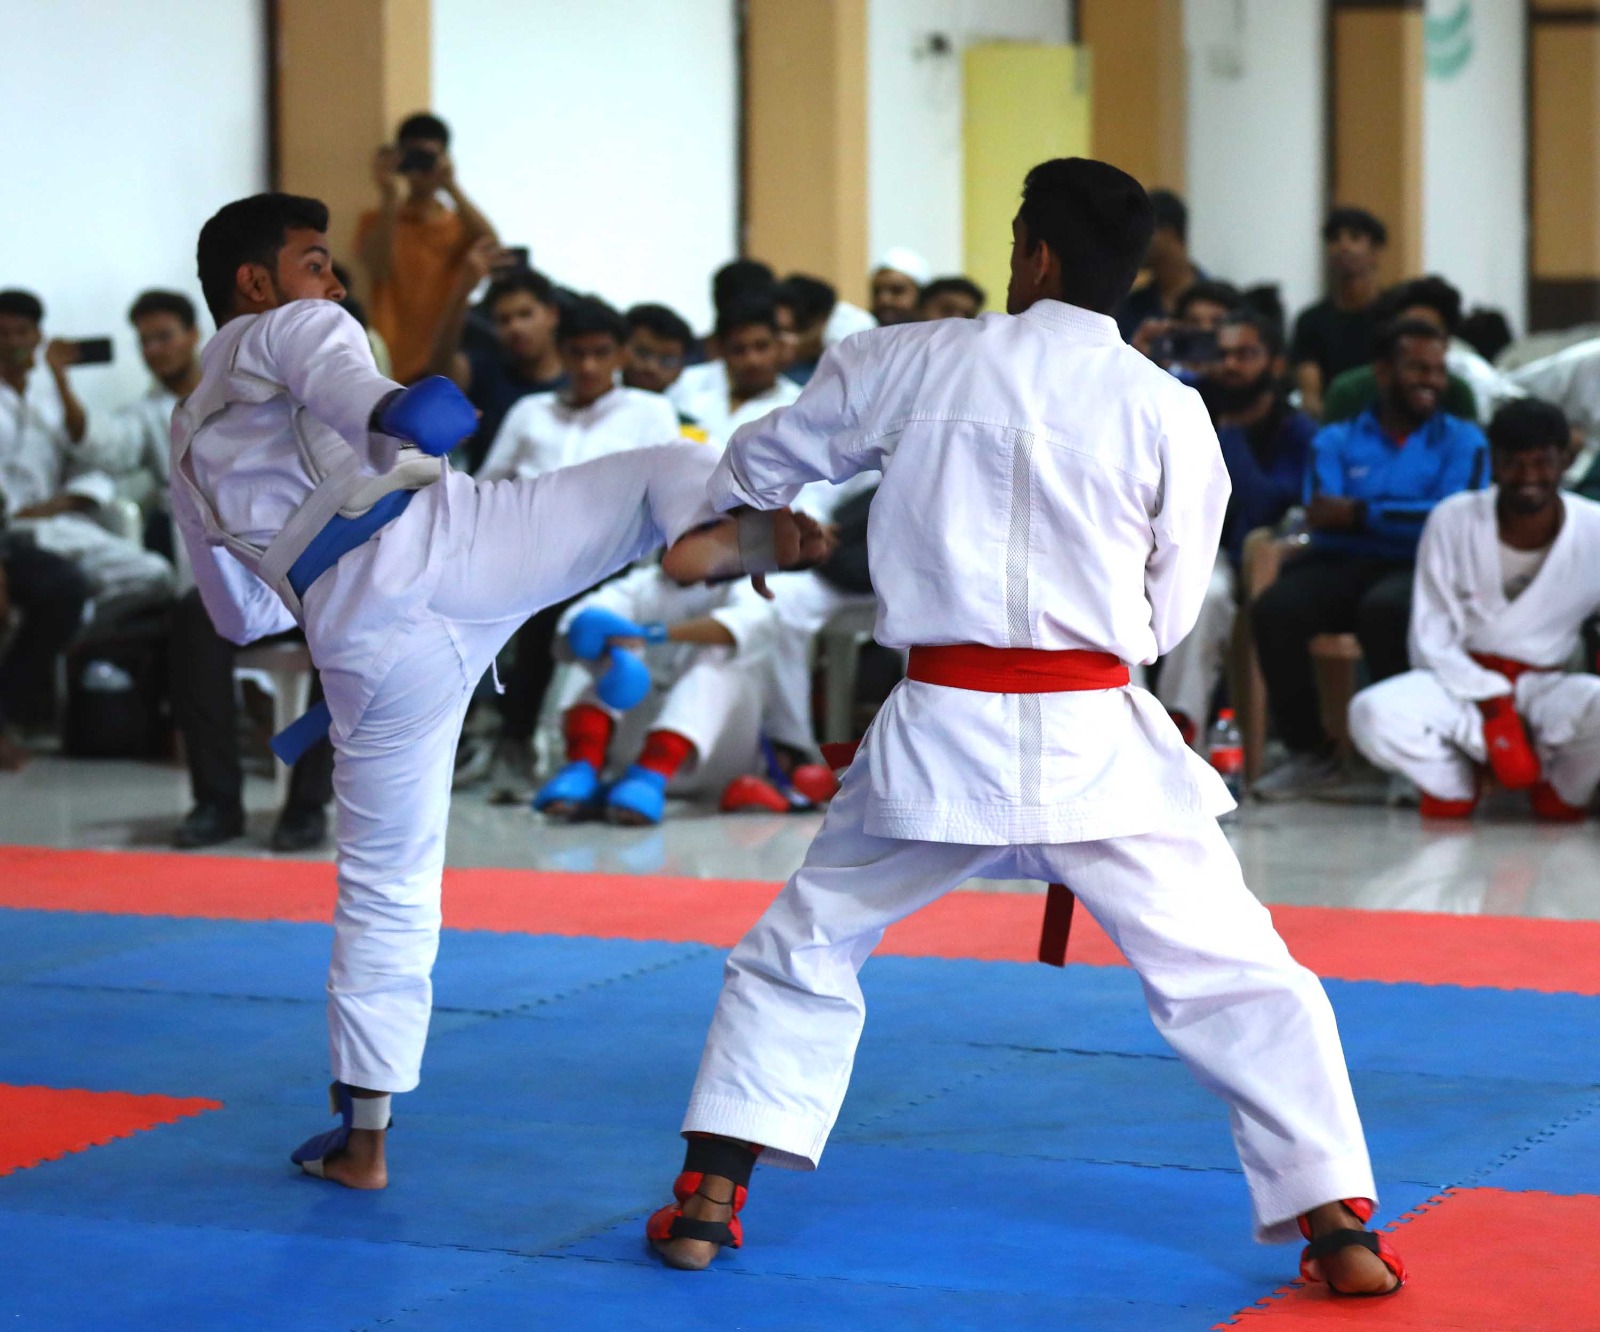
[
  {"left": 533, "top": 760, "right": 601, "bottom": 812},
  {"left": 605, "top": 765, "right": 666, "bottom": 825},
  {"left": 290, "top": 1082, "right": 390, "bottom": 1179}
]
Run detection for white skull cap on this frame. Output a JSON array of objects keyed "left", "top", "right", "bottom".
[{"left": 874, "top": 247, "right": 932, "bottom": 286}]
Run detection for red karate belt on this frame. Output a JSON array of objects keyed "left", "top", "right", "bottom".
[
  {"left": 906, "top": 645, "right": 1128, "bottom": 966},
  {"left": 907, "top": 644, "right": 1130, "bottom": 693},
  {"left": 1469, "top": 652, "right": 1558, "bottom": 685}
]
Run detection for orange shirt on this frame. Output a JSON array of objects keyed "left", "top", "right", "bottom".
[{"left": 356, "top": 203, "right": 470, "bottom": 383}]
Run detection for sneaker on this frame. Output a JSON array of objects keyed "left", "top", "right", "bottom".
[
  {"left": 486, "top": 738, "right": 535, "bottom": 806},
  {"left": 1250, "top": 752, "right": 1343, "bottom": 803},
  {"left": 452, "top": 738, "right": 494, "bottom": 790}
]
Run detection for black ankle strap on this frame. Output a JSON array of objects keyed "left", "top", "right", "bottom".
[
  {"left": 683, "top": 1135, "right": 760, "bottom": 1187},
  {"left": 1304, "top": 1228, "right": 1381, "bottom": 1262}
]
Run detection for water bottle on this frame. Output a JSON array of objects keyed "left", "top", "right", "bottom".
[{"left": 1208, "top": 707, "right": 1244, "bottom": 804}]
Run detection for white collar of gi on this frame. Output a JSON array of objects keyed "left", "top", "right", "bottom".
[{"left": 1018, "top": 299, "right": 1122, "bottom": 344}]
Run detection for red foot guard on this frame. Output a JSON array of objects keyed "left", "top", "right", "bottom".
[{"left": 1296, "top": 1197, "right": 1407, "bottom": 1297}]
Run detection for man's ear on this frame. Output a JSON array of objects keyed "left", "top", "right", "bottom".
[{"left": 235, "top": 261, "right": 273, "bottom": 310}]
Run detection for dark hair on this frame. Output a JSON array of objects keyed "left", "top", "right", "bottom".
[
  {"left": 1459, "top": 307, "right": 1514, "bottom": 363},
  {"left": 1240, "top": 283, "right": 1285, "bottom": 326},
  {"left": 128, "top": 289, "right": 197, "bottom": 330},
  {"left": 625, "top": 302, "right": 694, "bottom": 348},
  {"left": 557, "top": 294, "right": 628, "bottom": 345},
  {"left": 397, "top": 112, "right": 450, "bottom": 146},
  {"left": 1219, "top": 308, "right": 1286, "bottom": 359},
  {"left": 1017, "top": 158, "right": 1154, "bottom": 315},
  {"left": 715, "top": 297, "right": 779, "bottom": 342},
  {"left": 1175, "top": 279, "right": 1242, "bottom": 321},
  {"left": 918, "top": 275, "right": 987, "bottom": 311},
  {"left": 1322, "top": 206, "right": 1388, "bottom": 247},
  {"left": 1375, "top": 316, "right": 1448, "bottom": 362},
  {"left": 483, "top": 267, "right": 555, "bottom": 313},
  {"left": 1148, "top": 189, "right": 1188, "bottom": 244},
  {"left": 0, "top": 289, "right": 45, "bottom": 325},
  {"left": 712, "top": 259, "right": 776, "bottom": 318},
  {"left": 775, "top": 274, "right": 837, "bottom": 328},
  {"left": 1488, "top": 397, "right": 1569, "bottom": 455},
  {"left": 1380, "top": 274, "right": 1463, "bottom": 334},
  {"left": 196, "top": 193, "right": 329, "bottom": 323}
]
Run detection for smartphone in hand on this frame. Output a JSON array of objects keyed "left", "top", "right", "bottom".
[{"left": 68, "top": 337, "right": 114, "bottom": 365}]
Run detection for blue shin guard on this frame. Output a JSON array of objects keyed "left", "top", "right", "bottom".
[
  {"left": 605, "top": 765, "right": 667, "bottom": 825},
  {"left": 290, "top": 1082, "right": 391, "bottom": 1178},
  {"left": 533, "top": 759, "right": 602, "bottom": 812}
]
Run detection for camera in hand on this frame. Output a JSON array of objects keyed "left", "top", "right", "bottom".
[
  {"left": 1150, "top": 326, "right": 1219, "bottom": 367},
  {"left": 398, "top": 146, "right": 438, "bottom": 174},
  {"left": 69, "top": 337, "right": 114, "bottom": 365}
]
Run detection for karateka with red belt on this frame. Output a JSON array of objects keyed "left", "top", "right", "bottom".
[
  {"left": 1351, "top": 397, "right": 1600, "bottom": 821},
  {"left": 644, "top": 158, "right": 1406, "bottom": 1299}
]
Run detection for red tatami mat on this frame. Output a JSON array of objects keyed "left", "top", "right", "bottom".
[
  {"left": 1219, "top": 1188, "right": 1600, "bottom": 1329},
  {"left": 0, "top": 1084, "right": 220, "bottom": 1176},
  {"left": 5, "top": 845, "right": 1600, "bottom": 993}
]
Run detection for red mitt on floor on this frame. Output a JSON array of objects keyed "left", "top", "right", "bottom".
[{"left": 1478, "top": 695, "right": 1541, "bottom": 790}]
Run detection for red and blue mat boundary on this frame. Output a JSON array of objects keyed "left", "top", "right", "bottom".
[{"left": 3, "top": 845, "right": 1599, "bottom": 1330}]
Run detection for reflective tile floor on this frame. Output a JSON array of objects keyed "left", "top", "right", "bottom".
[{"left": 3, "top": 754, "right": 1597, "bottom": 919}]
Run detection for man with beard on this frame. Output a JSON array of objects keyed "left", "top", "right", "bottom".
[
  {"left": 1349, "top": 398, "right": 1600, "bottom": 821},
  {"left": 1252, "top": 319, "right": 1488, "bottom": 800},
  {"left": 1155, "top": 310, "right": 1314, "bottom": 747}
]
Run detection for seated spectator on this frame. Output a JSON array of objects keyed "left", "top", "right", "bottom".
[
  {"left": 623, "top": 302, "right": 695, "bottom": 397},
  {"left": 79, "top": 291, "right": 202, "bottom": 547},
  {"left": 1458, "top": 307, "right": 1514, "bottom": 365},
  {"left": 774, "top": 274, "right": 838, "bottom": 386},
  {"left": 1510, "top": 334, "right": 1600, "bottom": 470},
  {"left": 357, "top": 111, "right": 498, "bottom": 383},
  {"left": 532, "top": 566, "right": 832, "bottom": 826},
  {"left": 1350, "top": 399, "right": 1600, "bottom": 821},
  {"left": 1323, "top": 277, "right": 1522, "bottom": 426},
  {"left": 0, "top": 541, "right": 91, "bottom": 767},
  {"left": 669, "top": 259, "right": 778, "bottom": 411},
  {"left": 869, "top": 247, "right": 930, "bottom": 325},
  {"left": 1251, "top": 318, "right": 1488, "bottom": 799},
  {"left": 1156, "top": 310, "right": 1315, "bottom": 746},
  {"left": 0, "top": 289, "right": 171, "bottom": 606},
  {"left": 427, "top": 250, "right": 566, "bottom": 473},
  {"left": 471, "top": 296, "right": 683, "bottom": 802},
  {"left": 916, "top": 276, "right": 986, "bottom": 321},
  {"left": 1291, "top": 207, "right": 1388, "bottom": 418},
  {"left": 1115, "top": 188, "right": 1205, "bottom": 341},
  {"left": 1132, "top": 279, "right": 1242, "bottom": 378},
  {"left": 671, "top": 300, "right": 800, "bottom": 449},
  {"left": 167, "top": 586, "right": 334, "bottom": 850}
]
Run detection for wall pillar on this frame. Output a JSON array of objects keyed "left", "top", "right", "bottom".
[
  {"left": 740, "top": 0, "right": 868, "bottom": 295},
  {"left": 1328, "top": 0, "right": 1425, "bottom": 285},
  {"left": 1528, "top": 0, "right": 1600, "bottom": 329},
  {"left": 271, "top": 0, "right": 431, "bottom": 285},
  {"left": 1076, "top": 0, "right": 1186, "bottom": 191}
]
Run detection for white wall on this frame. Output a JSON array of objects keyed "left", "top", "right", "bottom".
[
  {"left": 867, "top": 0, "right": 1072, "bottom": 288},
  {"left": 432, "top": 0, "right": 737, "bottom": 333},
  {"left": 0, "top": 0, "right": 267, "bottom": 414},
  {"left": 1183, "top": 0, "right": 1325, "bottom": 322},
  {"left": 1422, "top": 0, "right": 1526, "bottom": 331}
]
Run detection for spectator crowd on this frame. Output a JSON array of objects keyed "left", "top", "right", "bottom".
[{"left": 5, "top": 112, "right": 1600, "bottom": 847}]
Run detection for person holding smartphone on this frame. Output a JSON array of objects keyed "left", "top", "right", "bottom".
[{"left": 356, "top": 112, "right": 499, "bottom": 385}]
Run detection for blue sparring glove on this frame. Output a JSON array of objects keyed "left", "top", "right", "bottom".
[
  {"left": 565, "top": 607, "right": 668, "bottom": 662},
  {"left": 376, "top": 375, "right": 477, "bottom": 457},
  {"left": 596, "top": 647, "right": 652, "bottom": 711}
]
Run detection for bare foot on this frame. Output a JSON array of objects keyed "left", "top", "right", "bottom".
[
  {"left": 652, "top": 1172, "right": 736, "bottom": 1271},
  {"left": 661, "top": 509, "right": 831, "bottom": 589},
  {"left": 309, "top": 1127, "right": 388, "bottom": 1190},
  {"left": 1302, "top": 1201, "right": 1399, "bottom": 1294}
]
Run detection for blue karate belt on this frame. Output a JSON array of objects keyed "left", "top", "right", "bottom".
[{"left": 268, "top": 489, "right": 415, "bottom": 766}]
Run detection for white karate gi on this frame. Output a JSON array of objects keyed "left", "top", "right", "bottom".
[
  {"left": 1349, "top": 488, "right": 1600, "bottom": 804},
  {"left": 670, "top": 363, "right": 801, "bottom": 450},
  {"left": 477, "top": 385, "right": 682, "bottom": 480},
  {"left": 170, "top": 299, "right": 722, "bottom": 1094},
  {"left": 681, "top": 301, "right": 1376, "bottom": 1244},
  {"left": 552, "top": 567, "right": 801, "bottom": 793},
  {"left": 1, "top": 374, "right": 173, "bottom": 601}
]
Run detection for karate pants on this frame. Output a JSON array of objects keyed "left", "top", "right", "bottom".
[
  {"left": 1349, "top": 668, "right": 1600, "bottom": 805},
  {"left": 321, "top": 451, "right": 707, "bottom": 1093},
  {"left": 555, "top": 644, "right": 771, "bottom": 796},
  {"left": 683, "top": 757, "right": 1376, "bottom": 1244},
  {"left": 1155, "top": 554, "right": 1235, "bottom": 746}
]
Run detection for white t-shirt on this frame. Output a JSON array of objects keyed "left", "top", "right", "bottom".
[
  {"left": 0, "top": 371, "right": 114, "bottom": 516},
  {"left": 1498, "top": 539, "right": 1552, "bottom": 602},
  {"left": 476, "top": 386, "right": 682, "bottom": 481}
]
